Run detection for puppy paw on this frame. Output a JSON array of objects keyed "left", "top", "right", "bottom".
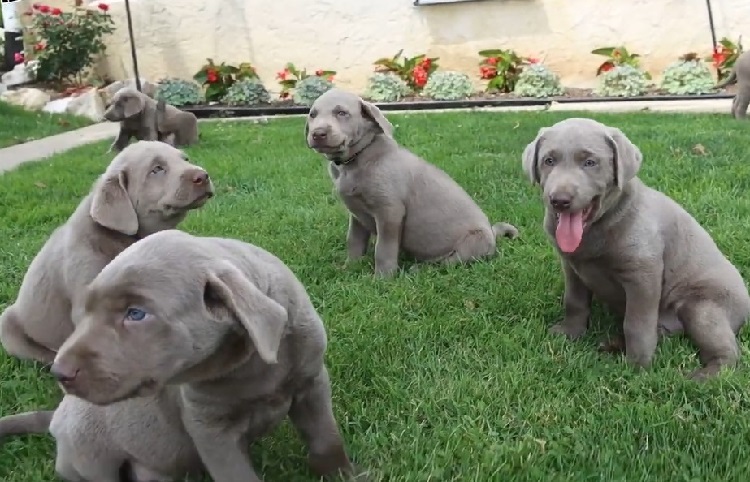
[{"left": 549, "top": 321, "right": 587, "bottom": 340}]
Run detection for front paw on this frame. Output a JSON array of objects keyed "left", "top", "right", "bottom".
[
  {"left": 374, "top": 263, "right": 397, "bottom": 278},
  {"left": 549, "top": 319, "right": 587, "bottom": 340}
]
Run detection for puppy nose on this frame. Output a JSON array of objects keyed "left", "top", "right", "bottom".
[
  {"left": 312, "top": 129, "right": 327, "bottom": 141},
  {"left": 192, "top": 171, "right": 209, "bottom": 185},
  {"left": 550, "top": 194, "right": 572, "bottom": 210},
  {"left": 50, "top": 363, "right": 79, "bottom": 384}
]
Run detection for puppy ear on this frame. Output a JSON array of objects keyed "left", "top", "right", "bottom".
[
  {"left": 360, "top": 99, "right": 394, "bottom": 138},
  {"left": 123, "top": 93, "right": 146, "bottom": 118},
  {"left": 605, "top": 127, "right": 642, "bottom": 187},
  {"left": 204, "top": 261, "right": 288, "bottom": 364},
  {"left": 89, "top": 170, "right": 139, "bottom": 235},
  {"left": 522, "top": 127, "right": 547, "bottom": 185}
]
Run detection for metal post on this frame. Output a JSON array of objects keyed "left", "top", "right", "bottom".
[
  {"left": 1, "top": 0, "right": 24, "bottom": 73},
  {"left": 706, "top": 0, "right": 718, "bottom": 53},
  {"left": 123, "top": 0, "right": 141, "bottom": 92}
]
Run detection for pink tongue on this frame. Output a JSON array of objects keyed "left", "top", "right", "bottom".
[{"left": 555, "top": 211, "right": 584, "bottom": 253}]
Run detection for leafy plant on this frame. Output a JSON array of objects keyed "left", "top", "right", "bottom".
[
  {"left": 422, "top": 71, "right": 474, "bottom": 101},
  {"left": 513, "top": 63, "right": 565, "bottom": 98},
  {"left": 592, "top": 46, "right": 652, "bottom": 79},
  {"left": 705, "top": 36, "right": 744, "bottom": 81},
  {"left": 22, "top": 2, "right": 115, "bottom": 83},
  {"left": 292, "top": 75, "right": 334, "bottom": 106},
  {"left": 364, "top": 72, "right": 411, "bottom": 103},
  {"left": 595, "top": 64, "right": 649, "bottom": 97},
  {"left": 659, "top": 55, "right": 715, "bottom": 95},
  {"left": 477, "top": 49, "right": 528, "bottom": 93},
  {"left": 276, "top": 63, "right": 335, "bottom": 99},
  {"left": 154, "top": 78, "right": 204, "bottom": 107},
  {"left": 373, "top": 49, "right": 439, "bottom": 91},
  {"left": 222, "top": 78, "right": 271, "bottom": 106},
  {"left": 193, "top": 59, "right": 259, "bottom": 103}
]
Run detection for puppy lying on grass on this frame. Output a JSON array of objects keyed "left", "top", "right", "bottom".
[
  {"left": 0, "top": 230, "right": 359, "bottom": 482},
  {"left": 305, "top": 88, "right": 518, "bottom": 278},
  {"left": 522, "top": 117, "right": 750, "bottom": 380},
  {"left": 0, "top": 141, "right": 214, "bottom": 365}
]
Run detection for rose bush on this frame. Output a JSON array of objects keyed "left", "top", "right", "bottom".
[
  {"left": 477, "top": 48, "right": 528, "bottom": 92},
  {"left": 373, "top": 49, "right": 439, "bottom": 91}
]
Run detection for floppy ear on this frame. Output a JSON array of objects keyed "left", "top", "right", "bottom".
[
  {"left": 122, "top": 93, "right": 146, "bottom": 118},
  {"left": 605, "top": 127, "right": 643, "bottom": 187},
  {"left": 522, "top": 127, "right": 547, "bottom": 185},
  {"left": 304, "top": 114, "right": 311, "bottom": 144},
  {"left": 89, "top": 170, "right": 139, "bottom": 235},
  {"left": 360, "top": 99, "right": 394, "bottom": 138},
  {"left": 204, "top": 261, "right": 288, "bottom": 364}
]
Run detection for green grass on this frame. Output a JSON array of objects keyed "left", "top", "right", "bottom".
[
  {"left": 0, "top": 101, "right": 92, "bottom": 148},
  {"left": 2, "top": 110, "right": 750, "bottom": 481}
]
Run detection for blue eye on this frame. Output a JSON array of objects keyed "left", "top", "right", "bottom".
[
  {"left": 584, "top": 159, "right": 598, "bottom": 167},
  {"left": 125, "top": 308, "right": 147, "bottom": 322}
]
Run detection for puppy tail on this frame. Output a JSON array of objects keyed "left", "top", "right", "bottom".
[
  {"left": 715, "top": 69, "right": 737, "bottom": 89},
  {"left": 492, "top": 222, "right": 519, "bottom": 240},
  {"left": 0, "top": 410, "right": 54, "bottom": 441}
]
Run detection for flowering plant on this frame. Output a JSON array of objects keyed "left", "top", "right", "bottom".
[
  {"left": 373, "top": 49, "right": 439, "bottom": 91},
  {"left": 22, "top": 2, "right": 115, "bottom": 83},
  {"left": 477, "top": 48, "right": 530, "bottom": 92},
  {"left": 193, "top": 59, "right": 259, "bottom": 102},
  {"left": 705, "top": 36, "right": 743, "bottom": 81},
  {"left": 591, "top": 46, "right": 649, "bottom": 78},
  {"left": 276, "top": 63, "right": 336, "bottom": 99}
]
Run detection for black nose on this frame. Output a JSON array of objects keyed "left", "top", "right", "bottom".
[
  {"left": 312, "top": 129, "right": 327, "bottom": 141},
  {"left": 50, "top": 363, "right": 79, "bottom": 384},
  {"left": 550, "top": 194, "right": 572, "bottom": 210}
]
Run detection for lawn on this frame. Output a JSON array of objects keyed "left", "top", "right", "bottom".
[
  {"left": 0, "top": 101, "right": 92, "bottom": 148},
  {"left": 2, "top": 110, "right": 750, "bottom": 481}
]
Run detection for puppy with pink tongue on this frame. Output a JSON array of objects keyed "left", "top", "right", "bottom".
[{"left": 522, "top": 117, "right": 750, "bottom": 380}]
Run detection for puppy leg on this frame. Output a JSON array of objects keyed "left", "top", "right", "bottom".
[
  {"left": 109, "top": 128, "right": 131, "bottom": 153},
  {"left": 549, "top": 260, "right": 592, "bottom": 340},
  {"left": 0, "top": 307, "right": 57, "bottom": 364},
  {"left": 55, "top": 438, "right": 122, "bottom": 482},
  {"left": 160, "top": 132, "right": 177, "bottom": 147},
  {"left": 620, "top": 274, "right": 662, "bottom": 369},
  {"left": 734, "top": 89, "right": 750, "bottom": 120},
  {"left": 373, "top": 205, "right": 405, "bottom": 278},
  {"left": 346, "top": 215, "right": 371, "bottom": 261},
  {"left": 289, "top": 366, "right": 354, "bottom": 479},
  {"left": 679, "top": 300, "right": 741, "bottom": 380}
]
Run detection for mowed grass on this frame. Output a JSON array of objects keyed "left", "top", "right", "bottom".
[
  {"left": 2, "top": 110, "right": 750, "bottom": 481},
  {"left": 0, "top": 101, "right": 92, "bottom": 148}
]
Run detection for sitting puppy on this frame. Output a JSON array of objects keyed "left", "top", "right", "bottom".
[
  {"left": 103, "top": 87, "right": 199, "bottom": 152},
  {"left": 522, "top": 117, "right": 750, "bottom": 379},
  {"left": 306, "top": 88, "right": 518, "bottom": 277},
  {"left": 0, "top": 230, "right": 357, "bottom": 482},
  {"left": 0, "top": 141, "right": 214, "bottom": 365}
]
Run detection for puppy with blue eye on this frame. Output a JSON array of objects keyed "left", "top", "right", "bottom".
[
  {"left": 0, "top": 141, "right": 214, "bottom": 366},
  {"left": 305, "top": 88, "right": 519, "bottom": 278},
  {"left": 0, "top": 230, "right": 358, "bottom": 482},
  {"left": 522, "top": 117, "right": 750, "bottom": 380}
]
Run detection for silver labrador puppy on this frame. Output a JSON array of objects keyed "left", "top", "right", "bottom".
[
  {"left": 522, "top": 117, "right": 750, "bottom": 380},
  {"left": 306, "top": 88, "right": 518, "bottom": 278},
  {"left": 16, "top": 230, "right": 355, "bottom": 482},
  {"left": 0, "top": 141, "right": 214, "bottom": 365}
]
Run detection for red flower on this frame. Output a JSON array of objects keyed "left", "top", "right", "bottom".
[
  {"left": 420, "top": 58, "right": 431, "bottom": 69},
  {"left": 412, "top": 66, "right": 428, "bottom": 87},
  {"left": 315, "top": 69, "right": 324, "bottom": 76},
  {"left": 486, "top": 57, "right": 498, "bottom": 65},
  {"left": 479, "top": 65, "right": 497, "bottom": 80},
  {"left": 527, "top": 57, "right": 540, "bottom": 64},
  {"left": 600, "top": 61, "right": 615, "bottom": 73},
  {"left": 327, "top": 75, "right": 335, "bottom": 82},
  {"left": 32, "top": 3, "right": 42, "bottom": 10},
  {"left": 206, "top": 69, "right": 219, "bottom": 83},
  {"left": 39, "top": 5, "right": 50, "bottom": 13},
  {"left": 14, "top": 52, "right": 25, "bottom": 64},
  {"left": 34, "top": 42, "right": 45, "bottom": 52},
  {"left": 97, "top": 3, "right": 109, "bottom": 11},
  {"left": 51, "top": 7, "right": 62, "bottom": 15},
  {"left": 276, "top": 69, "right": 290, "bottom": 80},
  {"left": 712, "top": 49, "right": 727, "bottom": 67}
]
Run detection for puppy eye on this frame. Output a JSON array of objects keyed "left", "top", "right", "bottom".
[
  {"left": 336, "top": 110, "right": 349, "bottom": 117},
  {"left": 125, "top": 308, "right": 148, "bottom": 322},
  {"left": 583, "top": 159, "right": 598, "bottom": 167},
  {"left": 150, "top": 165, "right": 165, "bottom": 175},
  {"left": 309, "top": 110, "right": 317, "bottom": 119},
  {"left": 543, "top": 157, "right": 555, "bottom": 166}
]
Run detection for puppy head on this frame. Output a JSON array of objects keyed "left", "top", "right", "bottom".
[
  {"left": 305, "top": 88, "right": 394, "bottom": 164},
  {"left": 50, "top": 230, "right": 289, "bottom": 406},
  {"left": 90, "top": 141, "right": 214, "bottom": 237},
  {"left": 521, "top": 117, "right": 642, "bottom": 253},
  {"left": 103, "top": 87, "right": 147, "bottom": 122}
]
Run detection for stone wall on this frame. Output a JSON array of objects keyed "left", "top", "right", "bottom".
[{"left": 12, "top": 0, "right": 750, "bottom": 93}]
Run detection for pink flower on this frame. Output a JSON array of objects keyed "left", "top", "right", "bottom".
[
  {"left": 14, "top": 52, "right": 25, "bottom": 64},
  {"left": 97, "top": 3, "right": 109, "bottom": 11}
]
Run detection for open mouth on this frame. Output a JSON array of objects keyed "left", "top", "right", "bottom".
[{"left": 553, "top": 197, "right": 599, "bottom": 254}]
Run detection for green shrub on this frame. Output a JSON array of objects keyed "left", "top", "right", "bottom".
[
  {"left": 155, "top": 78, "right": 204, "bottom": 107},
  {"left": 222, "top": 78, "right": 271, "bottom": 106},
  {"left": 293, "top": 75, "right": 334, "bottom": 106},
  {"left": 595, "top": 65, "right": 649, "bottom": 97},
  {"left": 660, "top": 57, "right": 716, "bottom": 95},
  {"left": 364, "top": 73, "right": 411, "bottom": 103},
  {"left": 422, "top": 71, "right": 474, "bottom": 101},
  {"left": 513, "top": 63, "right": 565, "bottom": 98}
]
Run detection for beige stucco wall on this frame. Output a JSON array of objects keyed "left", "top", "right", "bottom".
[{"left": 15, "top": 0, "right": 750, "bottom": 93}]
